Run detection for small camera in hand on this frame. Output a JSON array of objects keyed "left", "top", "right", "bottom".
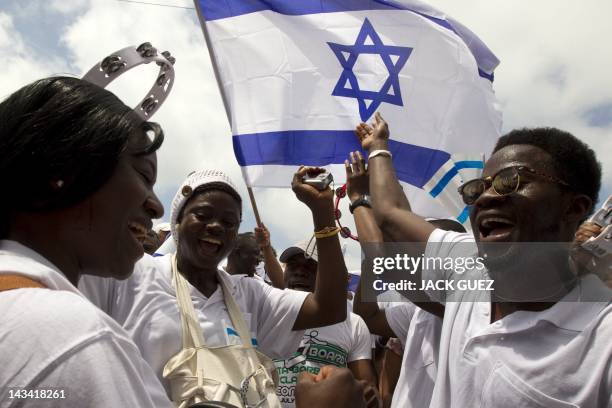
[
  {"left": 302, "top": 171, "right": 333, "bottom": 190},
  {"left": 581, "top": 195, "right": 612, "bottom": 258}
]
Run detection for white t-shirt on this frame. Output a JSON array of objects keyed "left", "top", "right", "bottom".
[
  {"left": 424, "top": 228, "right": 612, "bottom": 407},
  {"left": 80, "top": 254, "right": 309, "bottom": 394},
  {"left": 385, "top": 304, "right": 442, "bottom": 408},
  {"left": 0, "top": 240, "right": 171, "bottom": 408},
  {"left": 273, "top": 311, "right": 372, "bottom": 407}
]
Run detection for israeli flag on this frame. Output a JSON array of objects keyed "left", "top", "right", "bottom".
[{"left": 195, "top": 0, "right": 502, "bottom": 221}]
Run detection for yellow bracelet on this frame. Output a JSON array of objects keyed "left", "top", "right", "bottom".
[{"left": 314, "top": 226, "right": 341, "bottom": 239}]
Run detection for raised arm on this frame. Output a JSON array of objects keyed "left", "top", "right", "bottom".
[
  {"left": 346, "top": 151, "right": 396, "bottom": 338},
  {"left": 291, "top": 166, "right": 348, "bottom": 330},
  {"left": 355, "top": 112, "right": 435, "bottom": 247},
  {"left": 348, "top": 150, "right": 444, "bottom": 318},
  {"left": 254, "top": 223, "right": 286, "bottom": 289}
]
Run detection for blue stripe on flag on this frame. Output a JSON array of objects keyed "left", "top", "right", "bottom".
[
  {"left": 199, "top": 0, "right": 427, "bottom": 22},
  {"left": 429, "top": 160, "right": 484, "bottom": 198},
  {"left": 232, "top": 130, "right": 449, "bottom": 188},
  {"left": 457, "top": 205, "right": 470, "bottom": 224},
  {"left": 478, "top": 68, "right": 494, "bottom": 82},
  {"left": 196, "top": 1, "right": 503, "bottom": 80}
]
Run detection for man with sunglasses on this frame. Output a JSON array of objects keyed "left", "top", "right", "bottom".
[{"left": 353, "top": 113, "right": 611, "bottom": 407}]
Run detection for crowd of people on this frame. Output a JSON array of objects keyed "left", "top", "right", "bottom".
[{"left": 0, "top": 75, "right": 610, "bottom": 408}]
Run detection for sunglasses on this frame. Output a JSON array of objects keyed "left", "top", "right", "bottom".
[{"left": 458, "top": 165, "right": 569, "bottom": 205}]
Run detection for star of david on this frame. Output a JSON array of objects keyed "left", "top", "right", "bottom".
[{"left": 328, "top": 18, "right": 413, "bottom": 121}]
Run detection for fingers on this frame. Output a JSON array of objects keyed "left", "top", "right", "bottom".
[
  {"left": 347, "top": 151, "right": 367, "bottom": 174},
  {"left": 353, "top": 151, "right": 366, "bottom": 173},
  {"left": 350, "top": 151, "right": 358, "bottom": 174},
  {"left": 292, "top": 165, "right": 306, "bottom": 187},
  {"left": 345, "top": 159, "right": 353, "bottom": 177},
  {"left": 574, "top": 222, "right": 602, "bottom": 244},
  {"left": 355, "top": 123, "right": 372, "bottom": 137},
  {"left": 292, "top": 166, "right": 324, "bottom": 187},
  {"left": 298, "top": 371, "right": 317, "bottom": 382},
  {"left": 576, "top": 222, "right": 602, "bottom": 237},
  {"left": 317, "top": 365, "right": 340, "bottom": 380}
]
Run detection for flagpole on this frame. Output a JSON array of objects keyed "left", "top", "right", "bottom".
[{"left": 193, "top": 0, "right": 263, "bottom": 226}]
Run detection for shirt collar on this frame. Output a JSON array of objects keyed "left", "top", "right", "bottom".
[
  {"left": 504, "top": 274, "right": 611, "bottom": 333},
  {"left": 0, "top": 239, "right": 81, "bottom": 295},
  {"left": 217, "top": 267, "right": 238, "bottom": 297},
  {"left": 183, "top": 266, "right": 239, "bottom": 305}
]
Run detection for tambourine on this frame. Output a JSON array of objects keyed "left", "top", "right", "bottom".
[
  {"left": 82, "top": 42, "right": 175, "bottom": 120},
  {"left": 335, "top": 184, "right": 359, "bottom": 241}
]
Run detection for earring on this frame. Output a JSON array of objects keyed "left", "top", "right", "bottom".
[{"left": 50, "top": 179, "right": 65, "bottom": 190}]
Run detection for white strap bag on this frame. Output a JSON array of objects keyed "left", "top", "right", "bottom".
[{"left": 163, "top": 255, "right": 281, "bottom": 408}]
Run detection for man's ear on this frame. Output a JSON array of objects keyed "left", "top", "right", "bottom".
[{"left": 565, "top": 193, "right": 593, "bottom": 225}]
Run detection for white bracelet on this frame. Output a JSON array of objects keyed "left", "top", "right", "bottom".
[{"left": 368, "top": 149, "right": 392, "bottom": 160}]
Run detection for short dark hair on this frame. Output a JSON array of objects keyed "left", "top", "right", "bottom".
[
  {"left": 0, "top": 76, "right": 164, "bottom": 238},
  {"left": 493, "top": 127, "right": 601, "bottom": 207},
  {"left": 230, "top": 232, "right": 258, "bottom": 256}
]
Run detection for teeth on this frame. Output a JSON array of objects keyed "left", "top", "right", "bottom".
[
  {"left": 201, "top": 238, "right": 221, "bottom": 246},
  {"left": 481, "top": 218, "right": 513, "bottom": 229}
]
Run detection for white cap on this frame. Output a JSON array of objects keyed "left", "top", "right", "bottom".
[
  {"left": 279, "top": 238, "right": 318, "bottom": 263},
  {"left": 153, "top": 222, "right": 171, "bottom": 233},
  {"left": 170, "top": 169, "right": 241, "bottom": 244}
]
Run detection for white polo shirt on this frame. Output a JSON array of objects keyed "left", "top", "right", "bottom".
[
  {"left": 273, "top": 311, "right": 372, "bottom": 408},
  {"left": 80, "top": 254, "right": 309, "bottom": 394},
  {"left": 425, "top": 229, "right": 612, "bottom": 407},
  {"left": 385, "top": 304, "right": 442, "bottom": 408},
  {"left": 0, "top": 240, "right": 171, "bottom": 408}
]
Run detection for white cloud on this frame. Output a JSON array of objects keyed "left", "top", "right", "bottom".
[
  {"left": 428, "top": 0, "right": 612, "bottom": 183},
  {"left": 48, "top": 0, "right": 90, "bottom": 14},
  {"left": 0, "top": 12, "right": 67, "bottom": 99}
]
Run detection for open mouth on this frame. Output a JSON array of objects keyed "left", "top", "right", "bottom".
[
  {"left": 289, "top": 281, "right": 313, "bottom": 291},
  {"left": 478, "top": 217, "right": 515, "bottom": 241},
  {"left": 199, "top": 237, "right": 223, "bottom": 254},
  {"left": 128, "top": 221, "right": 147, "bottom": 244}
]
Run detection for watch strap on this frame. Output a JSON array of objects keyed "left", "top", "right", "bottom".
[{"left": 349, "top": 196, "right": 372, "bottom": 214}]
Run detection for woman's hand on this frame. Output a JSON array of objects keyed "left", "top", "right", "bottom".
[{"left": 291, "top": 166, "right": 334, "bottom": 212}]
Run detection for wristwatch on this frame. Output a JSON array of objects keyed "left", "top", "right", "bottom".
[{"left": 349, "top": 195, "right": 372, "bottom": 214}]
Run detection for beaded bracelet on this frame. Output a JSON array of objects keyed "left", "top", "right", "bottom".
[{"left": 314, "top": 226, "right": 341, "bottom": 239}]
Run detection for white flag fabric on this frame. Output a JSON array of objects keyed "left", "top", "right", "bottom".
[{"left": 195, "top": 0, "right": 502, "bottom": 220}]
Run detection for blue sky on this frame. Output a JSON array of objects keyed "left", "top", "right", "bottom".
[{"left": 1, "top": 0, "right": 610, "bottom": 269}]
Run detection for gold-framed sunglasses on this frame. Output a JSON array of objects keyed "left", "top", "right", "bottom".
[{"left": 458, "top": 165, "right": 570, "bottom": 205}]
